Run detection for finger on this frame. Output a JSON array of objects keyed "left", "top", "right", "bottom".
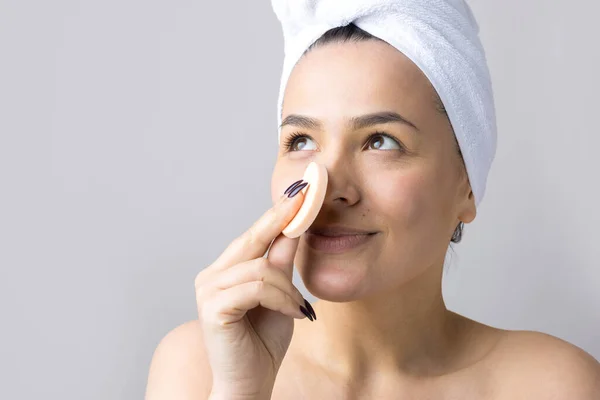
[
  {"left": 196, "top": 258, "right": 305, "bottom": 307},
  {"left": 200, "top": 281, "right": 308, "bottom": 327},
  {"left": 210, "top": 188, "right": 305, "bottom": 273},
  {"left": 266, "top": 233, "right": 299, "bottom": 280},
  {"left": 194, "top": 184, "right": 306, "bottom": 291}
]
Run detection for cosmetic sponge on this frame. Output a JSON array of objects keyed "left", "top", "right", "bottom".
[{"left": 282, "top": 162, "right": 328, "bottom": 238}]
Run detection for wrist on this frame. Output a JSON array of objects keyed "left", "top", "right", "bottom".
[
  {"left": 209, "top": 395, "right": 270, "bottom": 400},
  {"left": 210, "top": 371, "right": 277, "bottom": 400},
  {"left": 209, "top": 385, "right": 274, "bottom": 400},
  {"left": 209, "top": 392, "right": 272, "bottom": 400}
]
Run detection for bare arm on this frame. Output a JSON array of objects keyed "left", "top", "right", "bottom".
[
  {"left": 145, "top": 320, "right": 213, "bottom": 400},
  {"left": 494, "top": 331, "right": 600, "bottom": 399}
]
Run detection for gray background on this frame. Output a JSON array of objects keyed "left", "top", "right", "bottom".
[{"left": 1, "top": 0, "right": 598, "bottom": 399}]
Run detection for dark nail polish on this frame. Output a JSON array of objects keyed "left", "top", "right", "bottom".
[
  {"left": 284, "top": 179, "right": 304, "bottom": 195},
  {"left": 288, "top": 182, "right": 308, "bottom": 198},
  {"left": 300, "top": 305, "right": 314, "bottom": 321},
  {"left": 304, "top": 299, "right": 317, "bottom": 320}
]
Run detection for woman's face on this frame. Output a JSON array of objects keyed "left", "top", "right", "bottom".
[{"left": 271, "top": 40, "right": 476, "bottom": 301}]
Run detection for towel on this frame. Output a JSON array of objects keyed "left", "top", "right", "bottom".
[{"left": 271, "top": 0, "right": 497, "bottom": 207}]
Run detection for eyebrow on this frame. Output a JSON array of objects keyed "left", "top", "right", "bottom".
[{"left": 279, "top": 111, "right": 419, "bottom": 132}]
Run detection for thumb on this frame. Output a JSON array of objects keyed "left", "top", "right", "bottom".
[{"left": 266, "top": 233, "right": 299, "bottom": 280}]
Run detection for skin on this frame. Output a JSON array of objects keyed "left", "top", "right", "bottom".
[{"left": 145, "top": 39, "right": 600, "bottom": 399}]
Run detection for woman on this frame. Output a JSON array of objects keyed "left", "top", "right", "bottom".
[{"left": 145, "top": 2, "right": 600, "bottom": 399}]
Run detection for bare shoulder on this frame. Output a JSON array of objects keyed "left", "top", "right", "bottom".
[
  {"left": 145, "top": 320, "right": 211, "bottom": 400},
  {"left": 490, "top": 329, "right": 600, "bottom": 399}
]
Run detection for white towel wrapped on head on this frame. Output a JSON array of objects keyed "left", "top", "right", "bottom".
[{"left": 271, "top": 0, "right": 497, "bottom": 207}]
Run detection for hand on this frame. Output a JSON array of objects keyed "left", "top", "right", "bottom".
[{"left": 195, "top": 183, "right": 315, "bottom": 399}]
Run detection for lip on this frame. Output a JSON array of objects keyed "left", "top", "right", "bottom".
[
  {"left": 305, "top": 226, "right": 378, "bottom": 253},
  {"left": 307, "top": 225, "right": 377, "bottom": 236}
]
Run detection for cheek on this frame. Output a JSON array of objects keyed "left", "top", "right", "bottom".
[{"left": 369, "top": 171, "right": 432, "bottom": 227}]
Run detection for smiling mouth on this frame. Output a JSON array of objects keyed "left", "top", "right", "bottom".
[
  {"left": 305, "top": 231, "right": 378, "bottom": 253},
  {"left": 307, "top": 226, "right": 377, "bottom": 236}
]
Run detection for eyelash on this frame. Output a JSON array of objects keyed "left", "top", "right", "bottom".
[{"left": 282, "top": 131, "right": 404, "bottom": 152}]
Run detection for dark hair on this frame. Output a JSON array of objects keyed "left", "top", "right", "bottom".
[{"left": 305, "top": 23, "right": 465, "bottom": 244}]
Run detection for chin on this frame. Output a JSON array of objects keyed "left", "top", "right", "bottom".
[{"left": 296, "top": 259, "right": 371, "bottom": 302}]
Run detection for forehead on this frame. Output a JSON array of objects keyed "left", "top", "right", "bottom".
[{"left": 282, "top": 40, "right": 436, "bottom": 118}]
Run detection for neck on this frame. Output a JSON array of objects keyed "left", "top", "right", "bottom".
[{"left": 298, "top": 261, "right": 468, "bottom": 379}]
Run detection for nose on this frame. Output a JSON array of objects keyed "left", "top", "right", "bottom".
[{"left": 319, "top": 154, "right": 361, "bottom": 207}]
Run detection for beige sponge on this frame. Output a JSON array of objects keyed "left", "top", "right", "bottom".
[{"left": 282, "top": 162, "right": 328, "bottom": 238}]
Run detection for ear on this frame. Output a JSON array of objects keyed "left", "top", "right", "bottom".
[{"left": 456, "top": 169, "right": 476, "bottom": 224}]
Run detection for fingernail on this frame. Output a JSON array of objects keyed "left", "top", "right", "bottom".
[
  {"left": 288, "top": 182, "right": 308, "bottom": 198},
  {"left": 284, "top": 179, "right": 303, "bottom": 195},
  {"left": 304, "top": 299, "right": 317, "bottom": 320},
  {"left": 300, "top": 305, "right": 314, "bottom": 321}
]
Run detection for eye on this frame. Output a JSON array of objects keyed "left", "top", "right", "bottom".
[
  {"left": 282, "top": 132, "right": 317, "bottom": 152},
  {"left": 282, "top": 131, "right": 404, "bottom": 152},
  {"left": 364, "top": 132, "right": 403, "bottom": 151}
]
